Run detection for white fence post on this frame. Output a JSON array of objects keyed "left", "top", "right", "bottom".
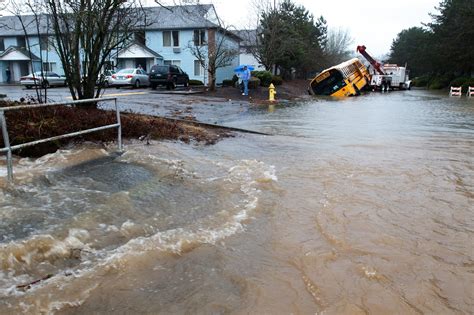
[
  {"left": 467, "top": 86, "right": 474, "bottom": 97},
  {"left": 449, "top": 86, "right": 462, "bottom": 97}
]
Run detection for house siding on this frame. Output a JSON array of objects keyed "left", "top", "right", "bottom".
[
  {"left": 215, "top": 32, "right": 240, "bottom": 84},
  {"left": 147, "top": 29, "right": 213, "bottom": 84},
  {"left": 0, "top": 5, "right": 240, "bottom": 85},
  {"left": 0, "top": 36, "right": 64, "bottom": 82},
  {"left": 3, "top": 37, "right": 17, "bottom": 50}
]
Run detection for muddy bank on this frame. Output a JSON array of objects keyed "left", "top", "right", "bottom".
[
  {"left": 202, "top": 79, "right": 311, "bottom": 103},
  {"left": 0, "top": 100, "right": 233, "bottom": 157}
]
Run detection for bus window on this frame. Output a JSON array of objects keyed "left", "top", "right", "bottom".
[{"left": 311, "top": 69, "right": 346, "bottom": 95}]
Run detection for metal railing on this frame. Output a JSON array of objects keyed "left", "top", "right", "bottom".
[{"left": 0, "top": 97, "right": 122, "bottom": 182}]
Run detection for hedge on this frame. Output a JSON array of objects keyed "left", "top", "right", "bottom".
[
  {"left": 428, "top": 74, "right": 454, "bottom": 90},
  {"left": 222, "top": 79, "right": 234, "bottom": 87},
  {"left": 271, "top": 75, "right": 283, "bottom": 86},
  {"left": 251, "top": 71, "right": 272, "bottom": 87},
  {"left": 412, "top": 76, "right": 430, "bottom": 87},
  {"left": 248, "top": 77, "right": 260, "bottom": 89},
  {"left": 461, "top": 78, "right": 474, "bottom": 93},
  {"left": 189, "top": 79, "right": 204, "bottom": 86}
]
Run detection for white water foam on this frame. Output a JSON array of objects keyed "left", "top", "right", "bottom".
[
  {"left": 0, "top": 146, "right": 110, "bottom": 185},
  {"left": 0, "top": 146, "right": 278, "bottom": 314}
]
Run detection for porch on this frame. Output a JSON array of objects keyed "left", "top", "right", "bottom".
[
  {"left": 0, "top": 46, "right": 40, "bottom": 83},
  {"left": 116, "top": 43, "right": 163, "bottom": 72}
]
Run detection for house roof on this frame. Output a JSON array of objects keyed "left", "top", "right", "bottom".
[
  {"left": 117, "top": 42, "right": 163, "bottom": 59},
  {"left": 0, "top": 15, "right": 50, "bottom": 37},
  {"left": 0, "top": 46, "right": 40, "bottom": 61},
  {"left": 145, "top": 5, "right": 220, "bottom": 30},
  {"left": 234, "top": 30, "right": 257, "bottom": 47},
  {"left": 0, "top": 4, "right": 221, "bottom": 36}
]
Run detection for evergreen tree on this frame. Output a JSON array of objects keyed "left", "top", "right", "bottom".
[
  {"left": 428, "top": 0, "right": 474, "bottom": 75},
  {"left": 388, "top": 27, "right": 434, "bottom": 77},
  {"left": 257, "top": 0, "right": 326, "bottom": 78}
]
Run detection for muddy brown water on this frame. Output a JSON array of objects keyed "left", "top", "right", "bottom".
[{"left": 0, "top": 90, "right": 473, "bottom": 314}]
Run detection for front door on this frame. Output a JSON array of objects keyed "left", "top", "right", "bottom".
[
  {"left": 135, "top": 58, "right": 147, "bottom": 71},
  {"left": 19, "top": 61, "right": 29, "bottom": 77}
]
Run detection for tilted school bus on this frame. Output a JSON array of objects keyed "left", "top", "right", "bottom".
[{"left": 308, "top": 58, "right": 371, "bottom": 97}]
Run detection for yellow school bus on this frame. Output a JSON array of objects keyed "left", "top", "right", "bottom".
[{"left": 308, "top": 58, "right": 371, "bottom": 97}]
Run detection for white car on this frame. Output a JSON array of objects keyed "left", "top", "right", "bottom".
[
  {"left": 20, "top": 71, "right": 66, "bottom": 89},
  {"left": 97, "top": 70, "right": 116, "bottom": 87},
  {"left": 110, "top": 68, "right": 149, "bottom": 88}
]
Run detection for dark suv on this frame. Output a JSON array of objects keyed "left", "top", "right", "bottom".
[{"left": 149, "top": 65, "right": 189, "bottom": 89}]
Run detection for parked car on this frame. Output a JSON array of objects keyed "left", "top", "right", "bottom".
[
  {"left": 110, "top": 68, "right": 149, "bottom": 88},
  {"left": 149, "top": 65, "right": 189, "bottom": 89},
  {"left": 97, "top": 70, "right": 116, "bottom": 87},
  {"left": 20, "top": 71, "right": 67, "bottom": 89}
]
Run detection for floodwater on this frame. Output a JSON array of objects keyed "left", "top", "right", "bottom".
[{"left": 0, "top": 90, "right": 473, "bottom": 314}]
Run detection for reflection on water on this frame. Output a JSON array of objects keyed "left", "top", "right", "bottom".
[{"left": 0, "top": 90, "right": 473, "bottom": 314}]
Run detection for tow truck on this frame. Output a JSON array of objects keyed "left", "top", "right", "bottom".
[{"left": 356, "top": 45, "right": 411, "bottom": 91}]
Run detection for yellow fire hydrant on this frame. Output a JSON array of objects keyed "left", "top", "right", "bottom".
[{"left": 268, "top": 83, "right": 276, "bottom": 101}]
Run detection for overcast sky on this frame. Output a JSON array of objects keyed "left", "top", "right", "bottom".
[
  {"left": 208, "top": 0, "right": 441, "bottom": 56},
  {"left": 2, "top": 0, "right": 441, "bottom": 57}
]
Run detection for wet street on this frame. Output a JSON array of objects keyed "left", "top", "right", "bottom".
[
  {"left": 0, "top": 85, "right": 251, "bottom": 125},
  {"left": 0, "top": 88, "right": 473, "bottom": 314}
]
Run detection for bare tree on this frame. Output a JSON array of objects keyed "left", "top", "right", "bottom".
[
  {"left": 323, "top": 27, "right": 354, "bottom": 67},
  {"left": 44, "top": 0, "right": 149, "bottom": 102},
  {"left": 245, "top": 0, "right": 278, "bottom": 72},
  {"left": 187, "top": 25, "right": 239, "bottom": 91}
]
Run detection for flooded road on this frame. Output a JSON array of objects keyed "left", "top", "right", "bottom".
[{"left": 0, "top": 90, "right": 473, "bottom": 314}]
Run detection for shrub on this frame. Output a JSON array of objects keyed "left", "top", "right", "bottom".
[
  {"left": 248, "top": 77, "right": 260, "bottom": 89},
  {"left": 434, "top": 74, "right": 453, "bottom": 88},
  {"left": 232, "top": 74, "right": 239, "bottom": 84},
  {"left": 251, "top": 70, "right": 272, "bottom": 86},
  {"left": 449, "top": 77, "right": 469, "bottom": 87},
  {"left": 412, "top": 75, "right": 431, "bottom": 87},
  {"left": 462, "top": 78, "right": 474, "bottom": 93},
  {"left": 189, "top": 79, "right": 204, "bottom": 86},
  {"left": 271, "top": 75, "right": 283, "bottom": 86},
  {"left": 222, "top": 79, "right": 234, "bottom": 87},
  {"left": 428, "top": 79, "right": 445, "bottom": 90},
  {"left": 428, "top": 74, "right": 454, "bottom": 90}
]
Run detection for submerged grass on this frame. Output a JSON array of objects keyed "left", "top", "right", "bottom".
[{"left": 0, "top": 100, "right": 232, "bottom": 157}]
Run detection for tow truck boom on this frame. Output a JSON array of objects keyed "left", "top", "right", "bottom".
[{"left": 356, "top": 45, "right": 385, "bottom": 75}]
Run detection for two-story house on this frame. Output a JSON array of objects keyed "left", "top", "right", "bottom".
[
  {"left": 0, "top": 14, "right": 59, "bottom": 83},
  {"left": 234, "top": 29, "right": 265, "bottom": 72},
  {"left": 0, "top": 4, "right": 241, "bottom": 85}
]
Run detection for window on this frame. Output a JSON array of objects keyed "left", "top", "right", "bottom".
[
  {"left": 43, "top": 62, "right": 56, "bottom": 72},
  {"left": 164, "top": 60, "right": 181, "bottom": 66},
  {"left": 193, "top": 30, "right": 206, "bottom": 46},
  {"left": 40, "top": 36, "right": 49, "bottom": 50},
  {"left": 0, "top": 38, "right": 4, "bottom": 51},
  {"left": 194, "top": 60, "right": 204, "bottom": 76},
  {"left": 135, "top": 30, "right": 146, "bottom": 45},
  {"left": 17, "top": 36, "right": 26, "bottom": 48},
  {"left": 163, "top": 31, "right": 179, "bottom": 47}
]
